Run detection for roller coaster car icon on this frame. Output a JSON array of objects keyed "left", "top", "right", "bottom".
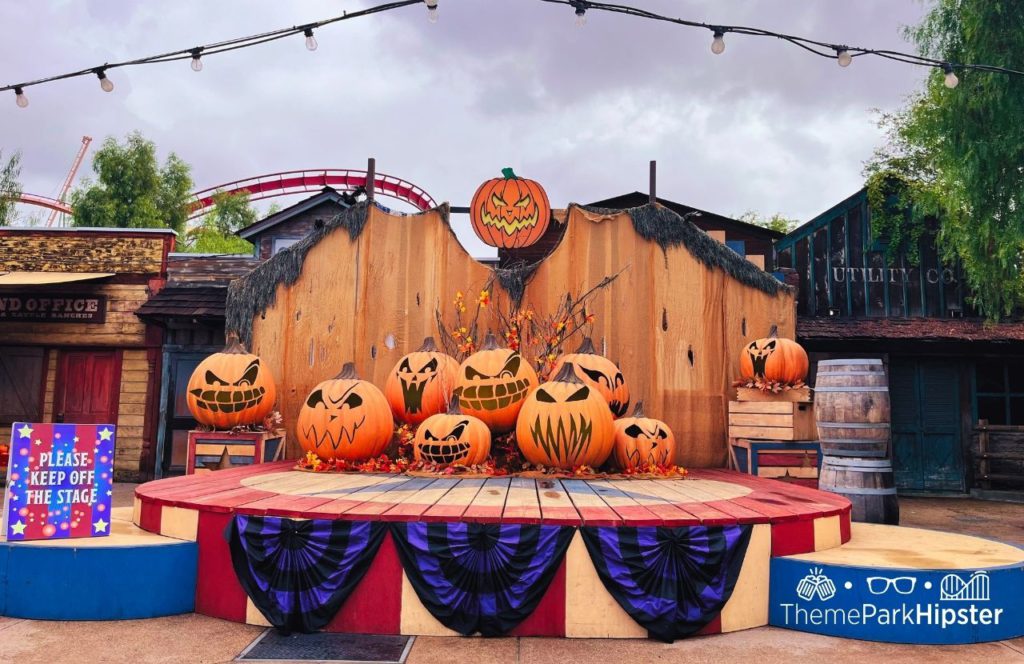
[{"left": 796, "top": 567, "right": 837, "bottom": 601}]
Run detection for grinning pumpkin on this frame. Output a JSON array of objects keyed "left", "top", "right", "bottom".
[
  {"left": 384, "top": 336, "right": 460, "bottom": 425},
  {"left": 552, "top": 337, "right": 630, "bottom": 418},
  {"left": 612, "top": 401, "right": 676, "bottom": 471},
  {"left": 296, "top": 362, "right": 394, "bottom": 462},
  {"left": 469, "top": 167, "right": 551, "bottom": 248},
  {"left": 739, "top": 326, "right": 809, "bottom": 385},
  {"left": 413, "top": 397, "right": 491, "bottom": 467},
  {"left": 186, "top": 335, "right": 277, "bottom": 429},
  {"left": 456, "top": 332, "right": 538, "bottom": 433},
  {"left": 516, "top": 362, "right": 615, "bottom": 469}
]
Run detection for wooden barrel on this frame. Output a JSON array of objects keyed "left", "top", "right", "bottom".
[
  {"left": 814, "top": 359, "right": 890, "bottom": 458},
  {"left": 819, "top": 456, "right": 899, "bottom": 524}
]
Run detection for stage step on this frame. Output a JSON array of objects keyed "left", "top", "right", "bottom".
[
  {"left": 769, "top": 523, "right": 1024, "bottom": 644},
  {"left": 0, "top": 507, "right": 197, "bottom": 620}
]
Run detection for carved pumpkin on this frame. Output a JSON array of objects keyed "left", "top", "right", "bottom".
[
  {"left": 516, "top": 362, "right": 615, "bottom": 469},
  {"left": 613, "top": 401, "right": 676, "bottom": 471},
  {"left": 552, "top": 337, "right": 630, "bottom": 418},
  {"left": 413, "top": 397, "right": 491, "bottom": 467},
  {"left": 469, "top": 167, "right": 551, "bottom": 248},
  {"left": 456, "top": 332, "right": 538, "bottom": 433},
  {"left": 384, "top": 336, "right": 460, "bottom": 425},
  {"left": 739, "top": 327, "right": 809, "bottom": 385},
  {"left": 186, "top": 335, "right": 277, "bottom": 429},
  {"left": 296, "top": 362, "right": 394, "bottom": 461}
]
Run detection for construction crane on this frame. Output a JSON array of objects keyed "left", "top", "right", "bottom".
[{"left": 46, "top": 135, "right": 92, "bottom": 227}]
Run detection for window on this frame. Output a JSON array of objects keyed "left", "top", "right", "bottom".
[
  {"left": 272, "top": 237, "right": 302, "bottom": 255},
  {"left": 0, "top": 347, "right": 45, "bottom": 424},
  {"left": 975, "top": 360, "right": 1024, "bottom": 425}
]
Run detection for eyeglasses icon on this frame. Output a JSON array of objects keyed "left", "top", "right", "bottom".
[{"left": 866, "top": 576, "right": 917, "bottom": 595}]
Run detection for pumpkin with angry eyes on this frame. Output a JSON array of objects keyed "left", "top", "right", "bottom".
[
  {"left": 413, "top": 397, "right": 491, "bottom": 467},
  {"left": 456, "top": 332, "right": 538, "bottom": 433},
  {"left": 186, "top": 335, "right": 277, "bottom": 429},
  {"left": 516, "top": 362, "right": 615, "bottom": 469},
  {"left": 613, "top": 401, "right": 677, "bottom": 471},
  {"left": 384, "top": 336, "right": 460, "bottom": 425},
  {"left": 469, "top": 167, "right": 551, "bottom": 248},
  {"left": 296, "top": 362, "right": 394, "bottom": 461},
  {"left": 739, "top": 326, "right": 808, "bottom": 385},
  {"left": 552, "top": 337, "right": 630, "bottom": 418}
]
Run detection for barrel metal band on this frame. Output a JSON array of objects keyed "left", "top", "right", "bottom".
[
  {"left": 823, "top": 459, "right": 894, "bottom": 468},
  {"left": 822, "top": 486, "right": 898, "bottom": 496},
  {"left": 815, "top": 387, "right": 889, "bottom": 392},
  {"left": 817, "top": 422, "right": 891, "bottom": 429},
  {"left": 820, "top": 449, "right": 887, "bottom": 458},
  {"left": 819, "top": 359, "right": 884, "bottom": 365}
]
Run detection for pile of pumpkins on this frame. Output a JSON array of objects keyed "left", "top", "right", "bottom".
[{"left": 185, "top": 333, "right": 677, "bottom": 472}]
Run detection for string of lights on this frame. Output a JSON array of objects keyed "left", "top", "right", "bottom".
[{"left": 4, "top": 0, "right": 1021, "bottom": 108}]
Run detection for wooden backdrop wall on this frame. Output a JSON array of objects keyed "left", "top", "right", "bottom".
[{"left": 228, "top": 202, "right": 795, "bottom": 466}]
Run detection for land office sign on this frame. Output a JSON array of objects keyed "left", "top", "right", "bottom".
[{"left": 0, "top": 293, "right": 107, "bottom": 323}]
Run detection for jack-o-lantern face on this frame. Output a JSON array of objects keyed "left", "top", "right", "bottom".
[
  {"left": 552, "top": 337, "right": 630, "bottom": 418},
  {"left": 413, "top": 401, "right": 491, "bottom": 467},
  {"left": 613, "top": 401, "right": 676, "bottom": 471},
  {"left": 384, "top": 337, "right": 459, "bottom": 425},
  {"left": 186, "top": 336, "right": 277, "bottom": 429},
  {"left": 738, "top": 330, "right": 808, "bottom": 385},
  {"left": 516, "top": 362, "right": 615, "bottom": 469},
  {"left": 296, "top": 362, "right": 394, "bottom": 462},
  {"left": 469, "top": 168, "right": 551, "bottom": 248},
  {"left": 456, "top": 333, "right": 538, "bottom": 433}
]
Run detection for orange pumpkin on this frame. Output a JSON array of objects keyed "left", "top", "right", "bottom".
[
  {"left": 456, "top": 332, "right": 538, "bottom": 433},
  {"left": 613, "top": 401, "right": 676, "bottom": 471},
  {"left": 186, "top": 335, "right": 277, "bottom": 429},
  {"left": 739, "top": 328, "right": 809, "bottom": 385},
  {"left": 516, "top": 362, "right": 615, "bottom": 469},
  {"left": 413, "top": 397, "right": 491, "bottom": 467},
  {"left": 469, "top": 167, "right": 551, "bottom": 248},
  {"left": 296, "top": 362, "right": 394, "bottom": 461},
  {"left": 552, "top": 337, "right": 630, "bottom": 418},
  {"left": 384, "top": 336, "right": 460, "bottom": 425}
]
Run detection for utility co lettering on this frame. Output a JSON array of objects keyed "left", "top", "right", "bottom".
[{"left": 831, "top": 267, "right": 957, "bottom": 285}]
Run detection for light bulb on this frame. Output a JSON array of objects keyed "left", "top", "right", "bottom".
[
  {"left": 190, "top": 50, "right": 203, "bottom": 72},
  {"left": 837, "top": 49, "right": 852, "bottom": 67},
  {"left": 97, "top": 71, "right": 114, "bottom": 93},
  {"left": 14, "top": 87, "right": 28, "bottom": 108},
  {"left": 425, "top": 0, "right": 438, "bottom": 23},
  {"left": 943, "top": 64, "right": 959, "bottom": 89},
  {"left": 575, "top": 9, "right": 587, "bottom": 27},
  {"left": 711, "top": 30, "right": 725, "bottom": 55},
  {"left": 304, "top": 28, "right": 318, "bottom": 51}
]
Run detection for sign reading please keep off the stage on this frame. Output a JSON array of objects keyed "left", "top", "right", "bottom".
[{"left": 4, "top": 423, "right": 115, "bottom": 541}]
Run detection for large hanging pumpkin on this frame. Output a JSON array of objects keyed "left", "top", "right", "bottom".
[
  {"left": 384, "top": 336, "right": 460, "bottom": 425},
  {"left": 469, "top": 167, "right": 551, "bottom": 248},
  {"left": 456, "top": 332, "right": 538, "bottom": 433},
  {"left": 186, "top": 335, "right": 277, "bottom": 429},
  {"left": 612, "top": 401, "right": 676, "bottom": 471},
  {"left": 552, "top": 337, "right": 630, "bottom": 418},
  {"left": 739, "top": 326, "right": 809, "bottom": 384},
  {"left": 413, "top": 397, "right": 491, "bottom": 467},
  {"left": 516, "top": 362, "right": 615, "bottom": 469},
  {"left": 296, "top": 362, "right": 394, "bottom": 462}
]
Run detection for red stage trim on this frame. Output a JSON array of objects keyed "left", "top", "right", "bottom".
[
  {"left": 509, "top": 557, "right": 567, "bottom": 638},
  {"left": 769, "top": 520, "right": 816, "bottom": 557},
  {"left": 325, "top": 532, "right": 402, "bottom": 634},
  {"left": 195, "top": 511, "right": 248, "bottom": 623}
]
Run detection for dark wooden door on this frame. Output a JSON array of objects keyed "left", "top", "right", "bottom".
[
  {"left": 162, "top": 351, "right": 208, "bottom": 475},
  {"left": 54, "top": 350, "right": 122, "bottom": 425},
  {"left": 890, "top": 359, "right": 964, "bottom": 492}
]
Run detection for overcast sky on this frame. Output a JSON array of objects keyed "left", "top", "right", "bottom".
[{"left": 0, "top": 1, "right": 928, "bottom": 256}]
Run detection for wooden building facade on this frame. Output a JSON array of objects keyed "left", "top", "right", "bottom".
[
  {"left": 0, "top": 227, "right": 174, "bottom": 481},
  {"left": 777, "top": 189, "right": 1024, "bottom": 497}
]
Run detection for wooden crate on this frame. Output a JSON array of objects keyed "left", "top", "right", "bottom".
[
  {"left": 735, "top": 386, "right": 812, "bottom": 403},
  {"left": 186, "top": 429, "right": 286, "bottom": 475},
  {"left": 728, "top": 400, "right": 816, "bottom": 441},
  {"left": 730, "top": 438, "right": 822, "bottom": 488}
]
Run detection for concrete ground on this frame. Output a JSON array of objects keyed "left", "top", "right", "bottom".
[{"left": 0, "top": 491, "right": 1021, "bottom": 664}]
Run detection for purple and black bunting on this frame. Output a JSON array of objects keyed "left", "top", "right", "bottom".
[
  {"left": 389, "top": 521, "right": 575, "bottom": 636},
  {"left": 580, "top": 524, "right": 752, "bottom": 642},
  {"left": 228, "top": 515, "right": 386, "bottom": 633}
]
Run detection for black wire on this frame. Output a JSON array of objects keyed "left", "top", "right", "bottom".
[{"left": 3, "top": 0, "right": 1022, "bottom": 96}]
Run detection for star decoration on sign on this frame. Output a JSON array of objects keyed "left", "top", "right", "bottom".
[
  {"left": 16, "top": 424, "right": 32, "bottom": 438},
  {"left": 93, "top": 518, "right": 109, "bottom": 533},
  {"left": 98, "top": 428, "right": 114, "bottom": 442},
  {"left": 10, "top": 520, "right": 26, "bottom": 535}
]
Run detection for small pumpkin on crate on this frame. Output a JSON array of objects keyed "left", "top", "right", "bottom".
[
  {"left": 612, "top": 401, "right": 676, "bottom": 471},
  {"left": 456, "top": 332, "right": 538, "bottom": 433},
  {"left": 186, "top": 334, "right": 277, "bottom": 429},
  {"left": 412, "top": 396, "right": 491, "bottom": 467},
  {"left": 384, "top": 336, "right": 460, "bottom": 425},
  {"left": 552, "top": 336, "right": 630, "bottom": 418},
  {"left": 739, "top": 325, "right": 809, "bottom": 386}
]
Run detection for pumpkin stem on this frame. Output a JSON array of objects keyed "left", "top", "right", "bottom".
[
  {"left": 768, "top": 324, "right": 778, "bottom": 338},
  {"left": 576, "top": 336, "right": 598, "bottom": 355},
  {"left": 481, "top": 331, "right": 500, "bottom": 351},
  {"left": 632, "top": 401, "right": 646, "bottom": 418},
  {"left": 501, "top": 167, "right": 517, "bottom": 179},
  {"left": 446, "top": 393, "right": 462, "bottom": 415},
  {"left": 418, "top": 336, "right": 439, "bottom": 352},
  {"left": 335, "top": 362, "right": 359, "bottom": 380},
  {"left": 223, "top": 332, "right": 249, "bottom": 355},
  {"left": 553, "top": 362, "right": 583, "bottom": 384}
]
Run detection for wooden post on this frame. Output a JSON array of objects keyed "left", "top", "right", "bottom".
[
  {"left": 978, "top": 418, "right": 990, "bottom": 490},
  {"left": 366, "top": 157, "right": 376, "bottom": 202},
  {"left": 649, "top": 160, "right": 657, "bottom": 204}
]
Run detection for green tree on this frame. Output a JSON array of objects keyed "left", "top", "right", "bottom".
[
  {"left": 736, "top": 210, "right": 799, "bottom": 235},
  {"left": 180, "top": 190, "right": 255, "bottom": 254},
  {"left": 866, "top": 1, "right": 1024, "bottom": 318},
  {"left": 70, "top": 132, "right": 193, "bottom": 233},
  {"left": 0, "top": 150, "right": 23, "bottom": 226}
]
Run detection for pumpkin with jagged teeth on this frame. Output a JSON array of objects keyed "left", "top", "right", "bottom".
[
  {"left": 384, "top": 336, "right": 459, "bottom": 425},
  {"left": 469, "top": 167, "right": 551, "bottom": 248},
  {"left": 186, "top": 335, "right": 277, "bottom": 429},
  {"left": 455, "top": 332, "right": 538, "bottom": 433},
  {"left": 413, "top": 398, "right": 490, "bottom": 467}
]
